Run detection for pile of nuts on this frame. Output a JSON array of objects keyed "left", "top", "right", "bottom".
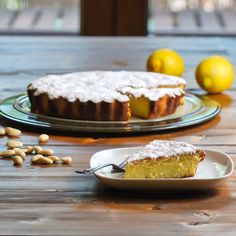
[{"left": 0, "top": 127, "right": 72, "bottom": 166}]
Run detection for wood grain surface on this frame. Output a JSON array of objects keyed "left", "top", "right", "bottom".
[{"left": 0, "top": 36, "right": 235, "bottom": 235}]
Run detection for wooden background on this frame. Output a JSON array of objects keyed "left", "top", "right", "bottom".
[
  {"left": 1, "top": 1, "right": 236, "bottom": 36},
  {"left": 0, "top": 36, "right": 236, "bottom": 235}
]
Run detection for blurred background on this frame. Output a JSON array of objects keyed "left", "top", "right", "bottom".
[
  {"left": 149, "top": 0, "right": 236, "bottom": 35},
  {"left": 0, "top": 0, "right": 235, "bottom": 35}
]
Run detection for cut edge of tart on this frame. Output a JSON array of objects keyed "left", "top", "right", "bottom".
[
  {"left": 121, "top": 87, "right": 185, "bottom": 119},
  {"left": 27, "top": 71, "right": 186, "bottom": 121},
  {"left": 124, "top": 140, "right": 205, "bottom": 179}
]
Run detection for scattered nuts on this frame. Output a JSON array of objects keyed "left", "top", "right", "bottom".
[
  {"left": 38, "top": 134, "right": 49, "bottom": 143},
  {"left": 15, "top": 149, "right": 26, "bottom": 160},
  {"left": 24, "top": 146, "right": 34, "bottom": 154},
  {"left": 33, "top": 146, "right": 43, "bottom": 153},
  {"left": 38, "top": 149, "right": 54, "bottom": 156},
  {"left": 12, "top": 156, "right": 23, "bottom": 166},
  {"left": 36, "top": 156, "right": 53, "bottom": 165},
  {"left": 0, "top": 127, "right": 71, "bottom": 168},
  {"left": 0, "top": 128, "right": 6, "bottom": 136},
  {"left": 31, "top": 154, "right": 43, "bottom": 163},
  {"left": 47, "top": 155, "right": 60, "bottom": 163},
  {"left": 5, "top": 127, "right": 21, "bottom": 137},
  {"left": 6, "top": 140, "right": 23, "bottom": 149},
  {"left": 14, "top": 148, "right": 28, "bottom": 153},
  {"left": 61, "top": 156, "right": 72, "bottom": 164},
  {"left": 1, "top": 150, "right": 16, "bottom": 157}
]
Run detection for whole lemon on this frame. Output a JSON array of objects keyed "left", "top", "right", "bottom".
[
  {"left": 147, "top": 48, "right": 184, "bottom": 76},
  {"left": 195, "top": 55, "right": 234, "bottom": 94}
]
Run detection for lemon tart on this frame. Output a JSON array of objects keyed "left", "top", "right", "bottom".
[
  {"left": 125, "top": 140, "right": 205, "bottom": 179},
  {"left": 27, "top": 71, "right": 186, "bottom": 121}
]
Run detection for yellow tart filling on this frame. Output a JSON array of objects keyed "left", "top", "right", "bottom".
[
  {"left": 129, "top": 96, "right": 150, "bottom": 119},
  {"left": 125, "top": 154, "right": 203, "bottom": 179}
]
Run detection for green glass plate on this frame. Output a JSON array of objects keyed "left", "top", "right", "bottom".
[{"left": 0, "top": 93, "right": 220, "bottom": 133}]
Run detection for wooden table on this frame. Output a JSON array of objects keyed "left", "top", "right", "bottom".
[{"left": 0, "top": 36, "right": 235, "bottom": 235}]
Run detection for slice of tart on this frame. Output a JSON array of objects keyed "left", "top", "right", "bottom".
[{"left": 124, "top": 140, "right": 205, "bottom": 179}]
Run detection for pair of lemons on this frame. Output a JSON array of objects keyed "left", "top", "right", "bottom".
[{"left": 147, "top": 49, "right": 234, "bottom": 94}]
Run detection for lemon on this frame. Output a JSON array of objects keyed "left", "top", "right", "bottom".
[
  {"left": 146, "top": 48, "right": 184, "bottom": 76},
  {"left": 196, "top": 55, "right": 234, "bottom": 94}
]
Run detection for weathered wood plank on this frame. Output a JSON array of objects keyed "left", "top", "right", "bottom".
[
  {"left": 2, "top": 125, "right": 236, "bottom": 146},
  {"left": 0, "top": 149, "right": 235, "bottom": 179},
  {"left": 0, "top": 36, "right": 235, "bottom": 235},
  {"left": 0, "top": 37, "right": 234, "bottom": 93},
  {"left": 0, "top": 174, "right": 235, "bottom": 192},
  {"left": 0, "top": 218, "right": 232, "bottom": 236}
]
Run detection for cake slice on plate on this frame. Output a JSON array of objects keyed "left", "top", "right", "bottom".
[{"left": 125, "top": 140, "right": 205, "bottom": 179}]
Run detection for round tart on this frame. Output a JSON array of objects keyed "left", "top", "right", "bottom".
[{"left": 27, "top": 71, "right": 186, "bottom": 121}]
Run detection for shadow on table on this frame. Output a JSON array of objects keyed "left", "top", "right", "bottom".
[
  {"left": 74, "top": 182, "right": 231, "bottom": 213},
  {"left": 92, "top": 182, "right": 221, "bottom": 202}
]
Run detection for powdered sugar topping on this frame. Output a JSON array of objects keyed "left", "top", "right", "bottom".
[
  {"left": 29, "top": 71, "right": 186, "bottom": 103},
  {"left": 127, "top": 140, "right": 201, "bottom": 162},
  {"left": 121, "top": 87, "right": 185, "bottom": 101}
]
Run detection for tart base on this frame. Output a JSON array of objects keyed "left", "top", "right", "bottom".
[{"left": 27, "top": 89, "right": 131, "bottom": 121}]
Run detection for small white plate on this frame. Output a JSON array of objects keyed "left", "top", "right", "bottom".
[{"left": 90, "top": 147, "right": 234, "bottom": 190}]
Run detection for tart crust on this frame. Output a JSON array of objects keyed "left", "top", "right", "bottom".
[{"left": 28, "top": 88, "right": 130, "bottom": 121}]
